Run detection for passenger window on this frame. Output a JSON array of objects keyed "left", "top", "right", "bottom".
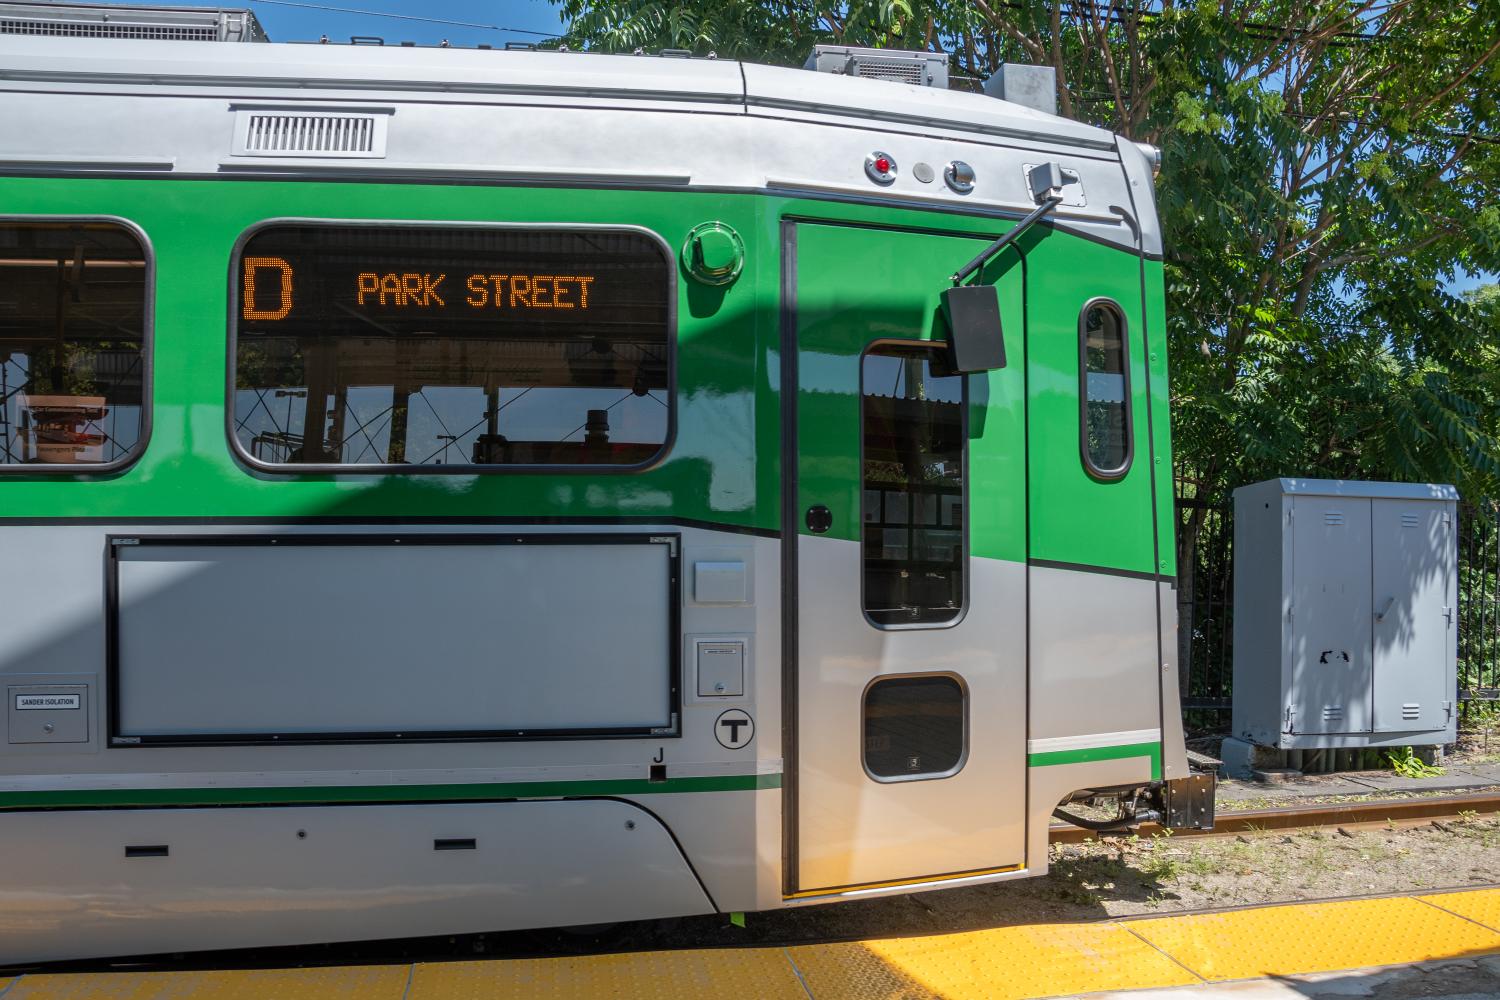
[
  {"left": 864, "top": 674, "right": 966, "bottom": 781},
  {"left": 861, "top": 344, "right": 965, "bottom": 628},
  {"left": 1080, "top": 300, "right": 1131, "bottom": 479},
  {"left": 0, "top": 220, "right": 149, "bottom": 471},
  {"left": 230, "top": 224, "right": 672, "bottom": 470}
]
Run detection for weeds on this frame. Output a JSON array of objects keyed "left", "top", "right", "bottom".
[{"left": 1387, "top": 746, "right": 1446, "bottom": 778}]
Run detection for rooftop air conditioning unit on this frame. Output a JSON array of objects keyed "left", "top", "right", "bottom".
[
  {"left": 0, "top": 1, "right": 267, "bottom": 42},
  {"left": 804, "top": 45, "right": 948, "bottom": 89}
]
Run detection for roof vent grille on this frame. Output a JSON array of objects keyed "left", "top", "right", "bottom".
[
  {"left": 232, "top": 111, "right": 389, "bottom": 159},
  {"left": 851, "top": 56, "right": 924, "bottom": 86},
  {"left": 804, "top": 45, "right": 949, "bottom": 89},
  {"left": 0, "top": 4, "right": 265, "bottom": 42},
  {"left": 0, "top": 17, "right": 215, "bottom": 40}
]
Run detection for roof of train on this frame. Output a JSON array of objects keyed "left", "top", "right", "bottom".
[
  {"left": 0, "top": 34, "right": 1162, "bottom": 256},
  {"left": 0, "top": 34, "right": 1116, "bottom": 151}
]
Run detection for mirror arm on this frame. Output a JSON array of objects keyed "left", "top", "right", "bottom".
[{"left": 950, "top": 194, "right": 1062, "bottom": 287}]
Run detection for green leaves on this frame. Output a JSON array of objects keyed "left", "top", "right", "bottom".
[{"left": 550, "top": 0, "right": 1500, "bottom": 501}]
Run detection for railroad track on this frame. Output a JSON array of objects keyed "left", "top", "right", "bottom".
[{"left": 1050, "top": 790, "right": 1500, "bottom": 844}]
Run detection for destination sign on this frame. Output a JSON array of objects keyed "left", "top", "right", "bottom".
[
  {"left": 242, "top": 259, "right": 601, "bottom": 320},
  {"left": 235, "top": 226, "right": 668, "bottom": 337}
]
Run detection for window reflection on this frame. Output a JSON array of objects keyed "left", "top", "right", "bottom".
[
  {"left": 232, "top": 225, "right": 671, "bottom": 469},
  {"left": 864, "top": 674, "right": 966, "bottom": 780},
  {"left": 0, "top": 222, "right": 147, "bottom": 468},
  {"left": 1081, "top": 301, "right": 1130, "bottom": 476},
  {"left": 861, "top": 345, "right": 965, "bottom": 627}
]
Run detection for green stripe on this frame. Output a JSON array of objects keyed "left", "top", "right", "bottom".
[
  {"left": 1027, "top": 742, "right": 1162, "bottom": 781},
  {"left": 0, "top": 772, "right": 780, "bottom": 811}
]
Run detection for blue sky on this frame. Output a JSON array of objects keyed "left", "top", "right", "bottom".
[
  {"left": 1447, "top": 269, "right": 1494, "bottom": 297},
  {"left": 107, "top": 0, "right": 565, "bottom": 46}
]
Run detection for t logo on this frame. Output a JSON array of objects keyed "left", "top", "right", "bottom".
[{"left": 714, "top": 709, "right": 754, "bottom": 750}]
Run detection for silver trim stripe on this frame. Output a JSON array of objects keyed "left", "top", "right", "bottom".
[{"left": 1027, "top": 729, "right": 1161, "bottom": 755}]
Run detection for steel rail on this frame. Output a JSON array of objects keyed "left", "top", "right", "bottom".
[{"left": 1049, "top": 791, "right": 1500, "bottom": 844}]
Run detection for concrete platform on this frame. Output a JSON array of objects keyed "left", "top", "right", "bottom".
[{"left": 3, "top": 888, "right": 1500, "bottom": 999}]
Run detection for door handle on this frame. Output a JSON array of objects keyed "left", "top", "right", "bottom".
[
  {"left": 805, "top": 505, "right": 832, "bottom": 534},
  {"left": 1375, "top": 597, "right": 1395, "bottom": 623}
]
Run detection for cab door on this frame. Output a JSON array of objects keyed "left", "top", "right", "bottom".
[{"left": 785, "top": 221, "right": 1028, "bottom": 894}]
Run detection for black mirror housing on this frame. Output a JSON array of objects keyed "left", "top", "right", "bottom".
[{"left": 940, "top": 284, "right": 1007, "bottom": 373}]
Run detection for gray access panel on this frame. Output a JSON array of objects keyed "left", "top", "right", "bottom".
[
  {"left": 2, "top": 673, "right": 99, "bottom": 754},
  {"left": 9, "top": 684, "right": 88, "bottom": 743},
  {"left": 1231, "top": 479, "right": 1458, "bottom": 750}
]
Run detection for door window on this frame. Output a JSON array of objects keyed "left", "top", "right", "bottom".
[
  {"left": 861, "top": 343, "right": 966, "bottom": 627},
  {"left": 863, "top": 674, "right": 967, "bottom": 781}
]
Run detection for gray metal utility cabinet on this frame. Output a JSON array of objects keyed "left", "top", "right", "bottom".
[{"left": 1231, "top": 478, "right": 1459, "bottom": 750}]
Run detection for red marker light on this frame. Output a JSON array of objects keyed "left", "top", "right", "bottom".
[{"left": 865, "top": 151, "right": 897, "bottom": 185}]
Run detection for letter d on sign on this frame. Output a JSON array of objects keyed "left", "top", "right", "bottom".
[{"left": 243, "top": 257, "right": 295, "bottom": 321}]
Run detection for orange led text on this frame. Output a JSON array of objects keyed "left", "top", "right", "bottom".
[
  {"left": 243, "top": 257, "right": 294, "bottom": 321},
  {"left": 465, "top": 274, "right": 593, "bottom": 310},
  {"left": 357, "top": 273, "right": 447, "bottom": 308}
]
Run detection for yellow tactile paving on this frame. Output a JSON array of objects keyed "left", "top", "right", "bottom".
[
  {"left": 9, "top": 889, "right": 1500, "bottom": 999},
  {"left": 406, "top": 948, "right": 808, "bottom": 999},
  {"left": 1, "top": 965, "right": 409, "bottom": 1000},
  {"left": 1421, "top": 888, "right": 1500, "bottom": 932},
  {"left": 1128, "top": 895, "right": 1500, "bottom": 982},
  {"left": 788, "top": 921, "right": 1201, "bottom": 999}
]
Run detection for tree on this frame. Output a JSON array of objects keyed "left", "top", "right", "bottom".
[{"left": 549, "top": 1, "right": 1500, "bottom": 508}]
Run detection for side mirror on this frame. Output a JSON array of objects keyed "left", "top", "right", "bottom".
[{"left": 940, "top": 284, "right": 1006, "bottom": 373}]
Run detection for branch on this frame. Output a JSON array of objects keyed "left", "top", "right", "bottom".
[{"left": 969, "top": 0, "right": 1045, "bottom": 63}]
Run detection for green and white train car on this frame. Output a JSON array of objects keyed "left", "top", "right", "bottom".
[{"left": 0, "top": 16, "right": 1198, "bottom": 963}]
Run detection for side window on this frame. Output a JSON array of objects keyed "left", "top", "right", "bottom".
[
  {"left": 861, "top": 343, "right": 966, "bottom": 628},
  {"left": 1079, "top": 299, "right": 1131, "bottom": 479},
  {"left": 230, "top": 223, "right": 672, "bottom": 471},
  {"left": 864, "top": 674, "right": 967, "bottom": 781},
  {"left": 0, "top": 220, "right": 149, "bottom": 471}
]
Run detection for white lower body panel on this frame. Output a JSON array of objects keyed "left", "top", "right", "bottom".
[{"left": 0, "top": 798, "right": 713, "bottom": 965}]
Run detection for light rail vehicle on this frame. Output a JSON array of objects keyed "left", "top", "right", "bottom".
[{"left": 0, "top": 0, "right": 1209, "bottom": 964}]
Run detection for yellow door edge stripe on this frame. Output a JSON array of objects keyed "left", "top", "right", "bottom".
[{"left": 785, "top": 863, "right": 1024, "bottom": 900}]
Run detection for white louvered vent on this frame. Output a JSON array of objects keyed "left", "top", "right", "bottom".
[
  {"left": 1322, "top": 705, "right": 1344, "bottom": 723},
  {"left": 0, "top": 5, "right": 263, "bottom": 42},
  {"left": 231, "top": 110, "right": 389, "bottom": 159},
  {"left": 1324, "top": 510, "right": 1345, "bottom": 526},
  {"left": 1402, "top": 702, "right": 1421, "bottom": 720},
  {"left": 855, "top": 57, "right": 926, "bottom": 85},
  {"left": 1401, "top": 512, "right": 1420, "bottom": 528},
  {"left": 1, "top": 17, "right": 217, "bottom": 39}
]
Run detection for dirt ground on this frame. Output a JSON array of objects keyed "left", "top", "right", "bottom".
[
  {"left": 1217, "top": 782, "right": 1500, "bottom": 811},
  {"left": 1450, "top": 718, "right": 1500, "bottom": 767}
]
